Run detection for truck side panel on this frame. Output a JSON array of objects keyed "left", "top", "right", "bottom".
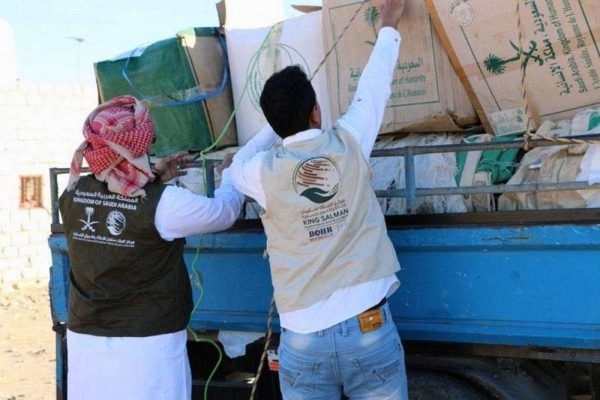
[{"left": 49, "top": 221, "right": 600, "bottom": 350}]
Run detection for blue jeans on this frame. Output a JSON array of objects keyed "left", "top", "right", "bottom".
[{"left": 278, "top": 302, "right": 408, "bottom": 400}]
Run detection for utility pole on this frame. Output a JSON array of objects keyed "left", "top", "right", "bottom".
[{"left": 67, "top": 37, "right": 84, "bottom": 86}]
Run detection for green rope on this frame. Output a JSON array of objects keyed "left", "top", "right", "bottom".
[
  {"left": 185, "top": 24, "right": 279, "bottom": 400},
  {"left": 187, "top": 5, "right": 369, "bottom": 395}
]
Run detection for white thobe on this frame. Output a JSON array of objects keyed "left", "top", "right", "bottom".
[{"left": 67, "top": 171, "right": 244, "bottom": 399}]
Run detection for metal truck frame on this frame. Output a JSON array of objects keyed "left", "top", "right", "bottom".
[{"left": 49, "top": 136, "right": 600, "bottom": 399}]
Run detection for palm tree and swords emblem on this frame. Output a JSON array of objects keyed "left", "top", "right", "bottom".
[
  {"left": 361, "top": 2, "right": 544, "bottom": 76},
  {"left": 79, "top": 207, "right": 99, "bottom": 232},
  {"left": 484, "top": 40, "right": 544, "bottom": 75}
]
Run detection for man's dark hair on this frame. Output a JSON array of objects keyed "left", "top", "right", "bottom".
[{"left": 259, "top": 65, "right": 317, "bottom": 139}]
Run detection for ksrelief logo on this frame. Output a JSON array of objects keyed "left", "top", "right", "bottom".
[
  {"left": 247, "top": 43, "right": 311, "bottom": 113},
  {"left": 293, "top": 156, "right": 341, "bottom": 204},
  {"left": 106, "top": 210, "right": 126, "bottom": 236},
  {"left": 449, "top": 1, "right": 474, "bottom": 27}
]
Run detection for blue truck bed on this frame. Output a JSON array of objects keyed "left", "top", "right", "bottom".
[
  {"left": 48, "top": 138, "right": 600, "bottom": 399},
  {"left": 49, "top": 210, "right": 600, "bottom": 349}
]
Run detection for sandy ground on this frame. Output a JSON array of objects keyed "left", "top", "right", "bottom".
[{"left": 0, "top": 283, "right": 55, "bottom": 400}]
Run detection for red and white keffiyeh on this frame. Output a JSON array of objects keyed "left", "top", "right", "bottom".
[{"left": 67, "top": 95, "right": 156, "bottom": 197}]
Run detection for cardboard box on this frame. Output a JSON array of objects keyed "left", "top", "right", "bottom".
[
  {"left": 226, "top": 10, "right": 332, "bottom": 144},
  {"left": 95, "top": 27, "right": 237, "bottom": 157},
  {"left": 322, "top": 0, "right": 478, "bottom": 134},
  {"left": 179, "top": 28, "right": 238, "bottom": 152},
  {"left": 425, "top": 0, "right": 600, "bottom": 135}
]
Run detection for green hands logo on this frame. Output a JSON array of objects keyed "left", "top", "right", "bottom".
[
  {"left": 293, "top": 156, "right": 341, "bottom": 204},
  {"left": 247, "top": 45, "right": 311, "bottom": 113},
  {"left": 484, "top": 40, "right": 544, "bottom": 75}
]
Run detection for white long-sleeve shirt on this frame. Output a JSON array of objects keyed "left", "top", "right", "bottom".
[
  {"left": 68, "top": 170, "right": 245, "bottom": 399},
  {"left": 155, "top": 169, "right": 245, "bottom": 240},
  {"left": 229, "top": 27, "right": 402, "bottom": 333}
]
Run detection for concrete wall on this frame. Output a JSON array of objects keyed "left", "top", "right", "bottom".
[{"left": 0, "top": 81, "right": 97, "bottom": 285}]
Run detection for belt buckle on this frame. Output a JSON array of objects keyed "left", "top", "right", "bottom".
[{"left": 357, "top": 308, "right": 383, "bottom": 333}]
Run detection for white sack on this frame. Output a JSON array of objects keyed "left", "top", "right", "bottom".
[{"left": 226, "top": 11, "right": 332, "bottom": 145}]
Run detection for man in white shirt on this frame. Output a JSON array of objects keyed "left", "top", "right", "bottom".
[
  {"left": 228, "top": 0, "right": 408, "bottom": 398},
  {"left": 60, "top": 95, "right": 244, "bottom": 400}
]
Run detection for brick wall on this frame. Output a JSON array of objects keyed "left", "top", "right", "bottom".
[{"left": 0, "top": 81, "right": 98, "bottom": 285}]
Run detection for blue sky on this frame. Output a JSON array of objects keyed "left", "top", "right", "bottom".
[{"left": 0, "top": 0, "right": 319, "bottom": 86}]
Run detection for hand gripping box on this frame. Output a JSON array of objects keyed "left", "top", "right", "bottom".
[{"left": 321, "top": 0, "right": 479, "bottom": 134}]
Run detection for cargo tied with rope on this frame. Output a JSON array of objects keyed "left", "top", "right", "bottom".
[
  {"left": 47, "top": 1, "right": 600, "bottom": 400},
  {"left": 94, "top": 27, "right": 238, "bottom": 158}
]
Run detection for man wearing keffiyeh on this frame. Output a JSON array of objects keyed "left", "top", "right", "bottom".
[
  {"left": 68, "top": 95, "right": 166, "bottom": 197},
  {"left": 59, "top": 95, "right": 244, "bottom": 400}
]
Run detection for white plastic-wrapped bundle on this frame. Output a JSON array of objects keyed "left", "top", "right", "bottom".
[
  {"left": 159, "top": 147, "right": 239, "bottom": 195},
  {"left": 574, "top": 108, "right": 600, "bottom": 207},
  {"left": 497, "top": 145, "right": 588, "bottom": 211},
  {"left": 370, "top": 133, "right": 467, "bottom": 215},
  {"left": 578, "top": 145, "right": 600, "bottom": 208},
  {"left": 226, "top": 11, "right": 331, "bottom": 145},
  {"left": 244, "top": 201, "right": 262, "bottom": 219},
  {"left": 498, "top": 108, "right": 600, "bottom": 210}
]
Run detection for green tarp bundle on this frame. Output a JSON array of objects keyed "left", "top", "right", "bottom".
[
  {"left": 95, "top": 27, "right": 237, "bottom": 157},
  {"left": 455, "top": 134, "right": 521, "bottom": 185}
]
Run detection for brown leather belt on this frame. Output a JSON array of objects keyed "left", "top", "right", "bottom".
[{"left": 364, "top": 297, "right": 387, "bottom": 312}]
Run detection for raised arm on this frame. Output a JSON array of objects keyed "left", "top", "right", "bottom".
[{"left": 337, "top": 0, "right": 405, "bottom": 159}]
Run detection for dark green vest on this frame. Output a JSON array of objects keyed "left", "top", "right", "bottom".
[{"left": 59, "top": 176, "right": 192, "bottom": 337}]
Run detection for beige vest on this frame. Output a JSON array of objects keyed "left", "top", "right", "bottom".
[{"left": 261, "top": 127, "right": 400, "bottom": 313}]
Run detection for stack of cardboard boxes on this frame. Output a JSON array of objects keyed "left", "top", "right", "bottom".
[
  {"left": 425, "top": 0, "right": 600, "bottom": 135},
  {"left": 93, "top": 0, "right": 600, "bottom": 211}
]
